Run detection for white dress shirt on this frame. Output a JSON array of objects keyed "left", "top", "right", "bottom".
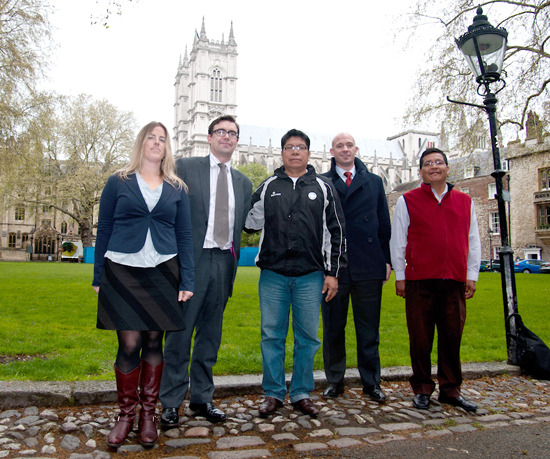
[
  {"left": 390, "top": 184, "right": 481, "bottom": 282},
  {"left": 335, "top": 164, "right": 356, "bottom": 183}
]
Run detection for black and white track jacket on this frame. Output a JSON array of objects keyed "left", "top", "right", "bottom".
[{"left": 245, "top": 165, "right": 347, "bottom": 278}]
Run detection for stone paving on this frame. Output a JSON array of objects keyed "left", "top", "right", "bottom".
[{"left": 0, "top": 374, "right": 549, "bottom": 459}]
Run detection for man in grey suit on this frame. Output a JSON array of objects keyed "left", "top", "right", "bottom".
[{"left": 160, "top": 115, "right": 252, "bottom": 424}]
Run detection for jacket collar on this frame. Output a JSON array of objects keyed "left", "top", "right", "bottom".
[
  {"left": 275, "top": 164, "right": 316, "bottom": 180},
  {"left": 420, "top": 181, "right": 454, "bottom": 201}
]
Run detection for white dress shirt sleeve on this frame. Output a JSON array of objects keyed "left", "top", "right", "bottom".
[
  {"left": 390, "top": 195, "right": 409, "bottom": 281},
  {"left": 467, "top": 201, "right": 481, "bottom": 282}
]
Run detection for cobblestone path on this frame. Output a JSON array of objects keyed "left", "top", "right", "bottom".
[{"left": 1, "top": 375, "right": 549, "bottom": 459}]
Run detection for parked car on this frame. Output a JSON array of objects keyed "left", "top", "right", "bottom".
[
  {"left": 480, "top": 259, "right": 500, "bottom": 272},
  {"left": 540, "top": 261, "right": 550, "bottom": 274},
  {"left": 514, "top": 259, "right": 548, "bottom": 274}
]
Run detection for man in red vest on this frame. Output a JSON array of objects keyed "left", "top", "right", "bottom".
[{"left": 391, "top": 148, "right": 481, "bottom": 411}]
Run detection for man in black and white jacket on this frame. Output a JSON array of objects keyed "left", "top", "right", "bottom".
[{"left": 245, "top": 129, "right": 347, "bottom": 418}]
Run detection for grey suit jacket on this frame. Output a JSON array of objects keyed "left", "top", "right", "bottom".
[{"left": 175, "top": 155, "right": 252, "bottom": 296}]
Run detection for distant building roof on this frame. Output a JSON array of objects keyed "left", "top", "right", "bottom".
[
  {"left": 390, "top": 179, "right": 421, "bottom": 194},
  {"left": 447, "top": 150, "right": 494, "bottom": 182}
]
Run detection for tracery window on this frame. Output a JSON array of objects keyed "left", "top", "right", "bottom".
[{"left": 210, "top": 69, "right": 222, "bottom": 102}]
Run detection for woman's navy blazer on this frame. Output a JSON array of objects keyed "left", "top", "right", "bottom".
[{"left": 92, "top": 173, "right": 194, "bottom": 292}]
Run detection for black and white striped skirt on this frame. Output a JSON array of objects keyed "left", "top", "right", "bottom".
[{"left": 97, "top": 257, "right": 186, "bottom": 331}]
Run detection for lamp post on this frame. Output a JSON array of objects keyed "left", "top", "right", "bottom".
[{"left": 448, "top": 6, "right": 520, "bottom": 364}]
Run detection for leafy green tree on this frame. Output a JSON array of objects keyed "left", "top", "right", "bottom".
[
  {"left": 237, "top": 163, "right": 270, "bottom": 247},
  {"left": 400, "top": 0, "right": 550, "bottom": 150},
  {"left": 6, "top": 94, "right": 137, "bottom": 247},
  {"left": 0, "top": 0, "right": 52, "bottom": 162}
]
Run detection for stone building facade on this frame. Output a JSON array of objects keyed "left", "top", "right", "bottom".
[
  {"left": 505, "top": 135, "right": 550, "bottom": 261},
  {"left": 0, "top": 198, "right": 86, "bottom": 261},
  {"left": 172, "top": 20, "right": 439, "bottom": 193}
]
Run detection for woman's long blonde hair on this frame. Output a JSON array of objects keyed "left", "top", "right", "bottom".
[{"left": 118, "top": 121, "right": 187, "bottom": 192}]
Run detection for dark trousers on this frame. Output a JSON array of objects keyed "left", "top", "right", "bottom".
[
  {"left": 321, "top": 279, "right": 383, "bottom": 387},
  {"left": 160, "top": 248, "right": 233, "bottom": 407},
  {"left": 405, "top": 279, "right": 466, "bottom": 398}
]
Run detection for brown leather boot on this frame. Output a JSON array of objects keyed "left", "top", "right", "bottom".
[
  {"left": 138, "top": 360, "right": 164, "bottom": 447},
  {"left": 106, "top": 364, "right": 141, "bottom": 447}
]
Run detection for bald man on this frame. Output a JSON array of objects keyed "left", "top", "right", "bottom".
[{"left": 321, "top": 133, "right": 391, "bottom": 402}]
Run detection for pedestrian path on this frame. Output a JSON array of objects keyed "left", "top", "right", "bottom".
[{"left": 1, "top": 363, "right": 549, "bottom": 459}]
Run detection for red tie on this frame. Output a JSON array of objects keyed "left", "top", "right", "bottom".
[{"left": 344, "top": 171, "right": 352, "bottom": 187}]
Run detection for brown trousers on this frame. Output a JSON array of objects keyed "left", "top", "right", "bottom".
[{"left": 405, "top": 279, "right": 466, "bottom": 398}]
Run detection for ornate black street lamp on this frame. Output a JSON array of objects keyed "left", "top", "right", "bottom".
[{"left": 448, "top": 6, "right": 520, "bottom": 364}]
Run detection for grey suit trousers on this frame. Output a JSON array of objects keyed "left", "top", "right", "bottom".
[{"left": 160, "top": 248, "right": 233, "bottom": 407}]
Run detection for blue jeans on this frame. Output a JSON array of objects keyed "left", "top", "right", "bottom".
[{"left": 259, "top": 269, "right": 324, "bottom": 403}]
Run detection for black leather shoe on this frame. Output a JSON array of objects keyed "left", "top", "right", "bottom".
[
  {"left": 292, "top": 398, "right": 319, "bottom": 417},
  {"left": 363, "top": 385, "right": 386, "bottom": 403},
  {"left": 438, "top": 394, "right": 478, "bottom": 412},
  {"left": 160, "top": 407, "right": 179, "bottom": 427},
  {"left": 413, "top": 394, "right": 430, "bottom": 410},
  {"left": 323, "top": 382, "right": 344, "bottom": 398},
  {"left": 189, "top": 402, "right": 226, "bottom": 422},
  {"left": 259, "top": 397, "right": 284, "bottom": 418}
]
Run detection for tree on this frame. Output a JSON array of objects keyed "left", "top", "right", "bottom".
[
  {"left": 0, "top": 0, "right": 52, "bottom": 140},
  {"left": 7, "top": 94, "right": 137, "bottom": 247},
  {"left": 236, "top": 163, "right": 270, "bottom": 247},
  {"left": 91, "top": 0, "right": 139, "bottom": 27},
  {"left": 237, "top": 163, "right": 270, "bottom": 190},
  {"left": 400, "top": 0, "right": 550, "bottom": 150}
]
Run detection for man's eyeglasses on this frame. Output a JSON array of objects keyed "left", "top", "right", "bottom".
[
  {"left": 422, "top": 159, "right": 446, "bottom": 167},
  {"left": 213, "top": 129, "right": 239, "bottom": 139},
  {"left": 283, "top": 145, "right": 308, "bottom": 151}
]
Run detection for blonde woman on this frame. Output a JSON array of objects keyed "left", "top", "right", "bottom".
[{"left": 92, "top": 121, "right": 194, "bottom": 448}]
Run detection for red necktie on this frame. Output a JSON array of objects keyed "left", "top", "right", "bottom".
[{"left": 344, "top": 171, "right": 352, "bottom": 187}]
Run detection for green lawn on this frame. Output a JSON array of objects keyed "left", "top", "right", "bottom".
[{"left": 0, "top": 262, "right": 548, "bottom": 380}]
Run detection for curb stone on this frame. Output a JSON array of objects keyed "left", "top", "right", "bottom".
[{"left": 0, "top": 362, "right": 520, "bottom": 409}]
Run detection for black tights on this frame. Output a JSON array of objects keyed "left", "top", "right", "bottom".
[{"left": 115, "top": 330, "right": 164, "bottom": 373}]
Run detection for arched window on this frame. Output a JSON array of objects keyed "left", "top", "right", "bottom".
[
  {"left": 8, "top": 233, "right": 16, "bottom": 248},
  {"left": 61, "top": 221, "right": 68, "bottom": 234},
  {"left": 210, "top": 69, "right": 222, "bottom": 102}
]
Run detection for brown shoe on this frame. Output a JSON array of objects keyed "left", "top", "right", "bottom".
[
  {"left": 259, "top": 396, "right": 283, "bottom": 418},
  {"left": 292, "top": 398, "right": 318, "bottom": 417}
]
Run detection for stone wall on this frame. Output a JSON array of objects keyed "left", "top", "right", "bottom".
[{"left": 506, "top": 138, "right": 550, "bottom": 260}]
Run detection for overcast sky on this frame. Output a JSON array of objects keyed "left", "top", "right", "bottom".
[{"left": 44, "top": 0, "right": 429, "bottom": 142}]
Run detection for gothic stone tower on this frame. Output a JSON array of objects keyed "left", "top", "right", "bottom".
[{"left": 174, "top": 19, "right": 237, "bottom": 157}]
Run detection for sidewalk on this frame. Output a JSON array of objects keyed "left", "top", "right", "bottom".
[
  {"left": 2, "top": 362, "right": 549, "bottom": 459},
  {"left": 0, "top": 362, "right": 520, "bottom": 409}
]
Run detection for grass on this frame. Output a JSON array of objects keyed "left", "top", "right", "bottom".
[{"left": 0, "top": 262, "right": 549, "bottom": 381}]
